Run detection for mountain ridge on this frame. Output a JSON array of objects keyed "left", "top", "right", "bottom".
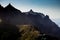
[{"left": 0, "top": 4, "right": 60, "bottom": 39}]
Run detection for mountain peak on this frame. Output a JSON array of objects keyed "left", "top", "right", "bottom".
[
  {"left": 0, "top": 4, "right": 4, "bottom": 12},
  {"left": 0, "top": 4, "right": 3, "bottom": 9},
  {"left": 29, "top": 9, "right": 33, "bottom": 12},
  {"left": 8, "top": 3, "right": 12, "bottom": 6},
  {"left": 5, "top": 3, "right": 14, "bottom": 8},
  {"left": 4, "top": 3, "right": 20, "bottom": 12},
  {"left": 28, "top": 9, "right": 34, "bottom": 14}
]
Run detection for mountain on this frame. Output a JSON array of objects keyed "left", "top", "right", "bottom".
[
  {"left": 0, "top": 5, "right": 4, "bottom": 16},
  {"left": 0, "top": 4, "right": 60, "bottom": 39},
  {"left": 4, "top": 3, "right": 21, "bottom": 16},
  {"left": 0, "top": 5, "right": 3, "bottom": 11}
]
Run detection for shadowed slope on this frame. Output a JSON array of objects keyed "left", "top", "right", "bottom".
[{"left": 0, "top": 4, "right": 60, "bottom": 39}]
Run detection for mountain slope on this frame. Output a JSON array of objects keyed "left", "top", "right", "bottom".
[{"left": 0, "top": 4, "right": 60, "bottom": 39}]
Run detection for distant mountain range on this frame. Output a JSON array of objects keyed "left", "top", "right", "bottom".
[{"left": 0, "top": 4, "right": 60, "bottom": 39}]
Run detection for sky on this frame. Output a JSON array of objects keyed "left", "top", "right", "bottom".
[{"left": 0, "top": 0, "right": 60, "bottom": 27}]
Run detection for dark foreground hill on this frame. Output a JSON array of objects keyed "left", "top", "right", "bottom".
[{"left": 0, "top": 4, "right": 60, "bottom": 39}]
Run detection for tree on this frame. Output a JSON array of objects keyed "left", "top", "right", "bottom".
[{"left": 17, "top": 25, "right": 40, "bottom": 40}]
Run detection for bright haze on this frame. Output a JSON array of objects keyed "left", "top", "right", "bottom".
[{"left": 0, "top": 0, "right": 60, "bottom": 27}]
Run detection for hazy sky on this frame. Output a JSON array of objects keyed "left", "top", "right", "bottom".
[{"left": 0, "top": 0, "right": 60, "bottom": 26}]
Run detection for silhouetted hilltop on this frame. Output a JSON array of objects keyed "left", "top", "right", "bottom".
[
  {"left": 0, "top": 4, "right": 21, "bottom": 16},
  {"left": 0, "top": 5, "right": 4, "bottom": 17},
  {"left": 0, "top": 5, "right": 4, "bottom": 14},
  {"left": 0, "top": 5, "right": 3, "bottom": 10},
  {"left": 0, "top": 4, "right": 60, "bottom": 39},
  {"left": 5, "top": 4, "right": 20, "bottom": 11}
]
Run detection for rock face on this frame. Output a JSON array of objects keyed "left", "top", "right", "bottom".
[{"left": 0, "top": 4, "right": 60, "bottom": 38}]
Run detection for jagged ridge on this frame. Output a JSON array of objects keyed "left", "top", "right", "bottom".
[{"left": 0, "top": 4, "right": 60, "bottom": 39}]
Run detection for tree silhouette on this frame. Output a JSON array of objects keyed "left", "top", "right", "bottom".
[{"left": 17, "top": 25, "right": 40, "bottom": 40}]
